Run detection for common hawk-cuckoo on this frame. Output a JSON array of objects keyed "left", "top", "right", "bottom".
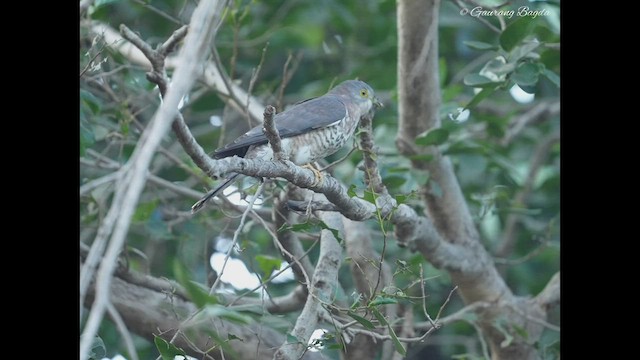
[{"left": 192, "top": 79, "right": 382, "bottom": 213}]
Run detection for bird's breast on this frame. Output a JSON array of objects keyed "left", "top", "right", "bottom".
[{"left": 244, "top": 112, "right": 359, "bottom": 165}]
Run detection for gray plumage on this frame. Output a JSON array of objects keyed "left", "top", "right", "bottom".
[{"left": 192, "top": 79, "right": 381, "bottom": 213}]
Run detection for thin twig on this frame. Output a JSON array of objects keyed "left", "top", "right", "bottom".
[
  {"left": 244, "top": 42, "right": 269, "bottom": 127},
  {"left": 130, "top": 0, "right": 184, "bottom": 25},
  {"left": 435, "top": 285, "right": 458, "bottom": 321},
  {"left": 226, "top": 215, "right": 319, "bottom": 307},
  {"left": 496, "top": 132, "right": 559, "bottom": 258},
  {"left": 452, "top": 0, "right": 501, "bottom": 33},
  {"left": 276, "top": 51, "right": 303, "bottom": 111},
  {"left": 80, "top": 171, "right": 120, "bottom": 196},
  {"left": 80, "top": 34, "right": 108, "bottom": 78},
  {"left": 106, "top": 302, "right": 140, "bottom": 360},
  {"left": 209, "top": 182, "right": 265, "bottom": 294},
  {"left": 501, "top": 101, "right": 560, "bottom": 146}
]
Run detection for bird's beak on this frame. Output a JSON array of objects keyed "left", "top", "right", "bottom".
[{"left": 373, "top": 97, "right": 383, "bottom": 108}]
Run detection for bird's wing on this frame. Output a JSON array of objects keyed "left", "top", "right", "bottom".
[{"left": 213, "top": 95, "right": 347, "bottom": 159}]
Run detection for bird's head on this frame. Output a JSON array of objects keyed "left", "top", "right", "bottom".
[{"left": 330, "top": 80, "right": 383, "bottom": 114}]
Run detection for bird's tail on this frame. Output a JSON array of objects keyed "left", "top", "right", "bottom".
[{"left": 191, "top": 173, "right": 240, "bottom": 214}]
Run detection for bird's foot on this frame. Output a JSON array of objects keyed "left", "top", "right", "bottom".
[{"left": 303, "top": 163, "right": 324, "bottom": 187}]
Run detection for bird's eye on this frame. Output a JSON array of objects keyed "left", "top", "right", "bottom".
[{"left": 360, "top": 89, "right": 368, "bottom": 98}]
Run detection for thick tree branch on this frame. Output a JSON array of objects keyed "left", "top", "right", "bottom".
[
  {"left": 274, "top": 207, "right": 344, "bottom": 360},
  {"left": 82, "top": 265, "right": 323, "bottom": 360}
]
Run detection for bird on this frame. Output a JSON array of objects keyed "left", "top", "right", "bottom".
[{"left": 191, "top": 79, "right": 382, "bottom": 213}]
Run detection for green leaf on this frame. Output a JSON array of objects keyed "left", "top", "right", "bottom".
[
  {"left": 509, "top": 41, "right": 542, "bottom": 63},
  {"left": 173, "top": 261, "right": 219, "bottom": 308},
  {"left": 279, "top": 222, "right": 314, "bottom": 233},
  {"left": 87, "top": 336, "right": 106, "bottom": 360},
  {"left": 439, "top": 57, "right": 448, "bottom": 87},
  {"left": 542, "top": 68, "right": 560, "bottom": 88},
  {"left": 513, "top": 324, "right": 529, "bottom": 340},
  {"left": 132, "top": 200, "right": 158, "bottom": 222},
  {"left": 494, "top": 318, "right": 514, "bottom": 348},
  {"left": 500, "top": 16, "right": 537, "bottom": 51},
  {"left": 317, "top": 220, "right": 343, "bottom": 242},
  {"left": 387, "top": 323, "right": 407, "bottom": 356},
  {"left": 80, "top": 118, "right": 95, "bottom": 157},
  {"left": 415, "top": 128, "right": 449, "bottom": 146},
  {"left": 347, "top": 184, "right": 358, "bottom": 198},
  {"left": 370, "top": 306, "right": 388, "bottom": 326},
  {"left": 408, "top": 154, "right": 434, "bottom": 162},
  {"left": 383, "top": 175, "right": 407, "bottom": 190},
  {"left": 154, "top": 336, "right": 187, "bottom": 360},
  {"left": 518, "top": 84, "right": 537, "bottom": 94},
  {"left": 369, "top": 296, "right": 398, "bottom": 306},
  {"left": 533, "top": 24, "right": 558, "bottom": 43},
  {"left": 203, "top": 304, "right": 253, "bottom": 324},
  {"left": 512, "top": 62, "right": 541, "bottom": 87},
  {"left": 362, "top": 189, "right": 377, "bottom": 205},
  {"left": 280, "top": 221, "right": 342, "bottom": 242},
  {"left": 463, "top": 73, "right": 498, "bottom": 87},
  {"left": 464, "top": 87, "right": 496, "bottom": 110},
  {"left": 255, "top": 255, "right": 282, "bottom": 279},
  {"left": 80, "top": 89, "right": 102, "bottom": 114},
  {"left": 394, "top": 192, "right": 413, "bottom": 205},
  {"left": 463, "top": 40, "right": 498, "bottom": 51},
  {"left": 347, "top": 311, "right": 376, "bottom": 330},
  {"left": 202, "top": 329, "right": 237, "bottom": 357},
  {"left": 387, "top": 166, "right": 411, "bottom": 174}
]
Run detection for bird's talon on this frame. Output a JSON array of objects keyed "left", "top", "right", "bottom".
[{"left": 303, "top": 164, "right": 324, "bottom": 187}]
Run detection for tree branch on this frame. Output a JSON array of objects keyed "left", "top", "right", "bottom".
[
  {"left": 274, "top": 207, "right": 344, "bottom": 360},
  {"left": 534, "top": 272, "right": 560, "bottom": 311},
  {"left": 501, "top": 100, "right": 560, "bottom": 146},
  {"left": 82, "top": 264, "right": 324, "bottom": 360},
  {"left": 262, "top": 105, "right": 287, "bottom": 161},
  {"left": 358, "top": 110, "right": 388, "bottom": 196}
]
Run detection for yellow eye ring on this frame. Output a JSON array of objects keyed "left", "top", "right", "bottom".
[{"left": 360, "top": 89, "right": 368, "bottom": 97}]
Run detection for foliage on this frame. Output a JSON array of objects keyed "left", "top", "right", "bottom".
[{"left": 80, "top": 0, "right": 559, "bottom": 359}]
